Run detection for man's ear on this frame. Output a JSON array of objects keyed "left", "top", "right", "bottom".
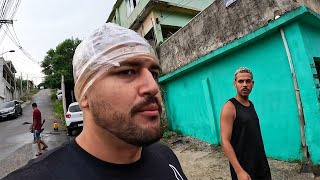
[{"left": 80, "top": 96, "right": 89, "bottom": 109}]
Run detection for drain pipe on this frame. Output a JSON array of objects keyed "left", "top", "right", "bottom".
[{"left": 280, "top": 28, "right": 309, "bottom": 166}]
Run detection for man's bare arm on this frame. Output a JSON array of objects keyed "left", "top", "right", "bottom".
[
  {"left": 32, "top": 118, "right": 36, "bottom": 129},
  {"left": 220, "top": 101, "right": 251, "bottom": 180}
]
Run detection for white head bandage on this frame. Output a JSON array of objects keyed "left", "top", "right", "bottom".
[{"left": 73, "top": 23, "right": 158, "bottom": 102}]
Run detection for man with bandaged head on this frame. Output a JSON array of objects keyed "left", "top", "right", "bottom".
[{"left": 4, "top": 23, "right": 186, "bottom": 180}]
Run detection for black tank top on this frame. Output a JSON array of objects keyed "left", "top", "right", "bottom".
[{"left": 229, "top": 98, "right": 271, "bottom": 180}]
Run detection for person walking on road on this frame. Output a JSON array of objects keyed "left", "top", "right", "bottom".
[
  {"left": 31, "top": 103, "right": 48, "bottom": 156},
  {"left": 4, "top": 23, "right": 186, "bottom": 180},
  {"left": 220, "top": 67, "right": 271, "bottom": 180}
]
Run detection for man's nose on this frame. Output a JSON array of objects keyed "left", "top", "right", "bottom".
[{"left": 138, "top": 69, "right": 159, "bottom": 97}]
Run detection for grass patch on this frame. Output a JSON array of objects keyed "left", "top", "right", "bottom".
[
  {"left": 52, "top": 99, "right": 64, "bottom": 120},
  {"left": 50, "top": 89, "right": 58, "bottom": 100},
  {"left": 20, "top": 89, "right": 39, "bottom": 102},
  {"left": 50, "top": 89, "right": 66, "bottom": 128},
  {"left": 161, "top": 114, "right": 182, "bottom": 139}
]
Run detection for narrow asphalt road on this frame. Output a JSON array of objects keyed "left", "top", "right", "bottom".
[{"left": 0, "top": 89, "right": 69, "bottom": 178}]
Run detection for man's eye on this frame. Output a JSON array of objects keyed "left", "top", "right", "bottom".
[
  {"left": 151, "top": 72, "right": 159, "bottom": 80},
  {"left": 119, "top": 70, "right": 135, "bottom": 75}
]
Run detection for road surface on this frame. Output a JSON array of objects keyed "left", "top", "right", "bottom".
[{"left": 0, "top": 89, "right": 68, "bottom": 178}]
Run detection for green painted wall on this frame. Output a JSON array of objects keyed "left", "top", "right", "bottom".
[
  {"left": 109, "top": 0, "right": 129, "bottom": 27},
  {"left": 286, "top": 22, "right": 320, "bottom": 164},
  {"left": 119, "top": 1, "right": 129, "bottom": 27},
  {"left": 162, "top": 31, "right": 303, "bottom": 161},
  {"left": 160, "top": 0, "right": 214, "bottom": 10},
  {"left": 154, "top": 9, "right": 194, "bottom": 27},
  {"left": 109, "top": 0, "right": 213, "bottom": 28},
  {"left": 127, "top": 0, "right": 150, "bottom": 27}
]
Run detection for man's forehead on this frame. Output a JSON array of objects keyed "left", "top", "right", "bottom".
[
  {"left": 119, "top": 57, "right": 160, "bottom": 69},
  {"left": 236, "top": 72, "right": 252, "bottom": 79}
]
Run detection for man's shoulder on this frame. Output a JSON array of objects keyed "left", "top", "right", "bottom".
[
  {"left": 30, "top": 141, "right": 73, "bottom": 162},
  {"left": 145, "top": 142, "right": 178, "bottom": 162},
  {"left": 221, "top": 99, "right": 236, "bottom": 114},
  {"left": 146, "top": 142, "right": 172, "bottom": 152},
  {"left": 3, "top": 141, "right": 74, "bottom": 179},
  {"left": 143, "top": 142, "right": 186, "bottom": 178},
  {"left": 33, "top": 109, "right": 40, "bottom": 115}
]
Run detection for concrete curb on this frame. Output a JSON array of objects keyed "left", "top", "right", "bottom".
[{"left": 21, "top": 100, "right": 31, "bottom": 108}]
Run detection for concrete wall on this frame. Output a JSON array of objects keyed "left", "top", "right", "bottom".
[
  {"left": 159, "top": 0, "right": 302, "bottom": 74},
  {"left": 5, "top": 86, "right": 12, "bottom": 101},
  {"left": 297, "top": 0, "right": 320, "bottom": 14}
]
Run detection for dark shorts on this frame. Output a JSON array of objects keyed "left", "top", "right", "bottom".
[{"left": 34, "top": 130, "right": 41, "bottom": 139}]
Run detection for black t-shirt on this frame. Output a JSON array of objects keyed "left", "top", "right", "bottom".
[
  {"left": 3, "top": 140, "right": 187, "bottom": 180},
  {"left": 229, "top": 98, "right": 271, "bottom": 180}
]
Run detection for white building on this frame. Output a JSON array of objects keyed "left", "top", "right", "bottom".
[{"left": 0, "top": 57, "right": 17, "bottom": 103}]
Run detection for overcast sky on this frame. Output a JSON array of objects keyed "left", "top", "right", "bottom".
[{"left": 0, "top": 0, "right": 117, "bottom": 85}]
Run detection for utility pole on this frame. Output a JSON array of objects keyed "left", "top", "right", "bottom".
[
  {"left": 20, "top": 72, "right": 22, "bottom": 96},
  {"left": 26, "top": 74, "right": 29, "bottom": 94},
  {"left": 61, "top": 75, "right": 67, "bottom": 117},
  {"left": 71, "top": 90, "right": 74, "bottom": 103},
  {"left": 14, "top": 75, "right": 17, "bottom": 99}
]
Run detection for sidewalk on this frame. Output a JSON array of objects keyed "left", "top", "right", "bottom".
[{"left": 21, "top": 100, "right": 31, "bottom": 108}]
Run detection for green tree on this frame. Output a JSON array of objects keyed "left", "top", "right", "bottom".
[
  {"left": 16, "top": 79, "right": 28, "bottom": 90},
  {"left": 41, "top": 38, "right": 81, "bottom": 88}
]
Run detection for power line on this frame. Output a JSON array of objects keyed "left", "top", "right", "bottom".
[
  {"left": 0, "top": 0, "right": 36, "bottom": 64},
  {"left": 2, "top": 24, "right": 38, "bottom": 63},
  {"left": 10, "top": 24, "right": 20, "bottom": 45},
  {"left": 4, "top": 24, "right": 18, "bottom": 45}
]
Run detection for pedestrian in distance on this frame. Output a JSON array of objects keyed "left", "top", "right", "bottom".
[
  {"left": 220, "top": 67, "right": 271, "bottom": 180},
  {"left": 30, "top": 103, "right": 48, "bottom": 156},
  {"left": 4, "top": 23, "right": 186, "bottom": 180}
]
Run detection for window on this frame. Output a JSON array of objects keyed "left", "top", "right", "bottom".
[
  {"left": 69, "top": 104, "right": 81, "bottom": 112},
  {"left": 126, "top": 0, "right": 140, "bottom": 16}
]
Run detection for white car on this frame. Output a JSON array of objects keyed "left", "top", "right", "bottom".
[
  {"left": 65, "top": 102, "right": 83, "bottom": 136},
  {"left": 56, "top": 90, "right": 62, "bottom": 100}
]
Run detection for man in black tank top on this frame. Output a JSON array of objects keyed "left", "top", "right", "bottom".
[{"left": 220, "top": 67, "right": 271, "bottom": 180}]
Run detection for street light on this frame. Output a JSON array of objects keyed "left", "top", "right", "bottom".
[{"left": 0, "top": 50, "right": 15, "bottom": 56}]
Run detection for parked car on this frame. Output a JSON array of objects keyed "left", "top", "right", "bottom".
[
  {"left": 56, "top": 90, "right": 62, "bottom": 100},
  {"left": 65, "top": 102, "right": 83, "bottom": 136},
  {"left": 0, "top": 100, "right": 23, "bottom": 120}
]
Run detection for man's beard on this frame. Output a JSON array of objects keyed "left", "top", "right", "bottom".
[{"left": 91, "top": 96, "right": 163, "bottom": 146}]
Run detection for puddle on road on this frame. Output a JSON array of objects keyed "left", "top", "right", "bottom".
[
  {"left": 42, "top": 132, "right": 61, "bottom": 135},
  {"left": 7, "top": 132, "right": 33, "bottom": 143},
  {"left": 22, "top": 122, "right": 32, "bottom": 125}
]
